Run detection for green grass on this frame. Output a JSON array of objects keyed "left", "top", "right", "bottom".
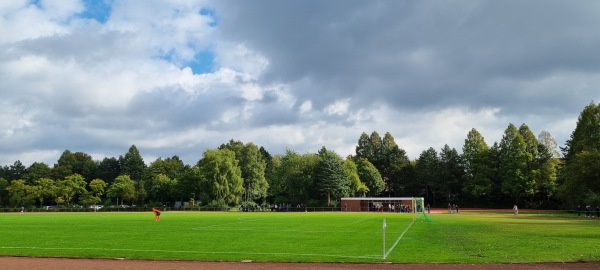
[{"left": 0, "top": 211, "right": 599, "bottom": 263}]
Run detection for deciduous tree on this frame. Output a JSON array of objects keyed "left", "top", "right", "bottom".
[
  {"left": 107, "top": 175, "right": 136, "bottom": 206},
  {"left": 197, "top": 149, "right": 244, "bottom": 206}
]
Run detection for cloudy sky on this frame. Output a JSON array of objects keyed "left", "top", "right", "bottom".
[{"left": 2, "top": 0, "right": 599, "bottom": 167}]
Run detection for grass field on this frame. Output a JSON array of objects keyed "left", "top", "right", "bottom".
[{"left": 0, "top": 211, "right": 599, "bottom": 263}]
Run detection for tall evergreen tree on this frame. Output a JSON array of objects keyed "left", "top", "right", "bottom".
[
  {"left": 355, "top": 131, "right": 409, "bottom": 195},
  {"left": 561, "top": 102, "right": 600, "bottom": 207},
  {"left": 119, "top": 145, "right": 146, "bottom": 182},
  {"left": 316, "top": 147, "right": 346, "bottom": 206},
  {"left": 0, "top": 178, "right": 8, "bottom": 206},
  {"left": 9, "top": 160, "right": 27, "bottom": 181},
  {"left": 415, "top": 147, "right": 441, "bottom": 205},
  {"left": 535, "top": 143, "right": 558, "bottom": 206},
  {"left": 53, "top": 150, "right": 76, "bottom": 180},
  {"left": 440, "top": 145, "right": 464, "bottom": 204},
  {"left": 518, "top": 124, "right": 541, "bottom": 205},
  {"left": 462, "top": 128, "right": 493, "bottom": 203},
  {"left": 72, "top": 152, "right": 97, "bottom": 182},
  {"left": 355, "top": 132, "right": 373, "bottom": 160},
  {"left": 381, "top": 132, "right": 410, "bottom": 195},
  {"left": 95, "top": 157, "right": 121, "bottom": 185},
  {"left": 499, "top": 124, "right": 533, "bottom": 204}
]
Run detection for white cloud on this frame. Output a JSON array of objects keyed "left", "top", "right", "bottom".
[
  {"left": 0, "top": 0, "right": 598, "bottom": 167},
  {"left": 325, "top": 99, "right": 350, "bottom": 116},
  {"left": 299, "top": 100, "right": 312, "bottom": 114}
]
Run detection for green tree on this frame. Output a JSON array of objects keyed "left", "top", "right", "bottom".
[
  {"left": 146, "top": 156, "right": 186, "bottom": 202},
  {"left": 6, "top": 179, "right": 35, "bottom": 207},
  {"left": 177, "top": 165, "right": 204, "bottom": 205},
  {"left": 88, "top": 179, "right": 108, "bottom": 206},
  {"left": 120, "top": 145, "right": 146, "bottom": 182},
  {"left": 9, "top": 160, "right": 27, "bottom": 181},
  {"left": 342, "top": 159, "right": 367, "bottom": 197},
  {"left": 270, "top": 150, "right": 319, "bottom": 205},
  {"left": 148, "top": 173, "right": 177, "bottom": 204},
  {"left": 440, "top": 145, "right": 464, "bottom": 204},
  {"left": 56, "top": 174, "right": 87, "bottom": 206},
  {"left": 561, "top": 102, "right": 600, "bottom": 207},
  {"left": 197, "top": 149, "right": 244, "bottom": 206},
  {"left": 355, "top": 131, "right": 409, "bottom": 195},
  {"left": 499, "top": 124, "right": 533, "bottom": 204},
  {"left": 415, "top": 147, "right": 441, "bottom": 205},
  {"left": 147, "top": 156, "right": 185, "bottom": 180},
  {"left": 355, "top": 158, "right": 383, "bottom": 197},
  {"left": 535, "top": 142, "right": 559, "bottom": 206},
  {"left": 315, "top": 147, "right": 346, "bottom": 206},
  {"left": 53, "top": 150, "right": 76, "bottom": 180},
  {"left": 34, "top": 178, "right": 56, "bottom": 207},
  {"left": 220, "top": 140, "right": 269, "bottom": 203},
  {"left": 0, "top": 177, "right": 8, "bottom": 206},
  {"left": 95, "top": 157, "right": 121, "bottom": 185},
  {"left": 107, "top": 175, "right": 136, "bottom": 206},
  {"left": 355, "top": 132, "right": 373, "bottom": 160},
  {"left": 23, "top": 162, "right": 52, "bottom": 185},
  {"left": 72, "top": 152, "right": 97, "bottom": 181},
  {"left": 119, "top": 145, "right": 147, "bottom": 204},
  {"left": 462, "top": 128, "right": 493, "bottom": 202},
  {"left": 266, "top": 154, "right": 284, "bottom": 202}
]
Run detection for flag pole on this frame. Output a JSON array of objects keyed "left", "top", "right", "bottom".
[{"left": 382, "top": 218, "right": 386, "bottom": 259}]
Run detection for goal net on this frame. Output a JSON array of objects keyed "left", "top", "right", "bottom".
[{"left": 340, "top": 197, "right": 428, "bottom": 220}]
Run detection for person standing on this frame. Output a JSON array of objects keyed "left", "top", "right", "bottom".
[
  {"left": 152, "top": 208, "right": 161, "bottom": 221},
  {"left": 586, "top": 205, "right": 592, "bottom": 218},
  {"left": 513, "top": 205, "right": 518, "bottom": 216}
]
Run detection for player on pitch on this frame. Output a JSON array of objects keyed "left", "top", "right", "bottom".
[{"left": 152, "top": 208, "right": 161, "bottom": 221}]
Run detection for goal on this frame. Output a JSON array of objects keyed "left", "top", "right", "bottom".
[{"left": 340, "top": 197, "right": 425, "bottom": 219}]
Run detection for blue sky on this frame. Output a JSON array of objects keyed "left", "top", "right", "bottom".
[
  {"left": 1, "top": 0, "right": 600, "bottom": 166},
  {"left": 80, "top": 0, "right": 112, "bottom": 23}
]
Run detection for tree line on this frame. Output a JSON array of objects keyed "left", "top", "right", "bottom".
[{"left": 1, "top": 102, "right": 599, "bottom": 210}]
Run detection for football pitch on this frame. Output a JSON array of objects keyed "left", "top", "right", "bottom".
[{"left": 0, "top": 211, "right": 599, "bottom": 263}]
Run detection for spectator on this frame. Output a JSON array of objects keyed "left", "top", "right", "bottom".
[{"left": 586, "top": 205, "right": 592, "bottom": 218}]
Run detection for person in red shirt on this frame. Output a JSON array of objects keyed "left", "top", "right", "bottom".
[{"left": 152, "top": 208, "right": 161, "bottom": 221}]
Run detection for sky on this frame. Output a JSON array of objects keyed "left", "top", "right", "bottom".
[{"left": 2, "top": 0, "right": 600, "bottom": 167}]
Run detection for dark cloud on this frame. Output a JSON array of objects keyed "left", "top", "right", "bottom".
[{"left": 215, "top": 1, "right": 600, "bottom": 114}]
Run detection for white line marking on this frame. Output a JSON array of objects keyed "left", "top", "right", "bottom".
[{"left": 383, "top": 217, "right": 415, "bottom": 259}]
